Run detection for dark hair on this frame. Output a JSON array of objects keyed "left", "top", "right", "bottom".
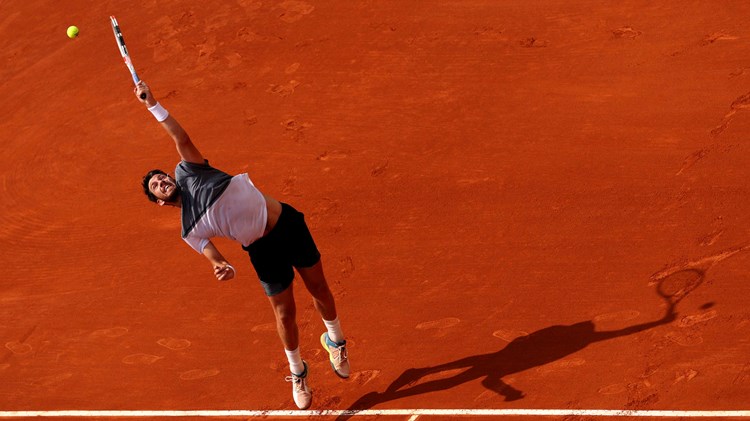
[{"left": 142, "top": 169, "right": 168, "bottom": 203}]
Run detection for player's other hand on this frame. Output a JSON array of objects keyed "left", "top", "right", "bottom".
[
  {"left": 134, "top": 81, "right": 157, "bottom": 107},
  {"left": 213, "top": 263, "right": 235, "bottom": 281}
]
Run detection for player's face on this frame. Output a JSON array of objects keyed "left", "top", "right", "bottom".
[{"left": 148, "top": 173, "right": 179, "bottom": 204}]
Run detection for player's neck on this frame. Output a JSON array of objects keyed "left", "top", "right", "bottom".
[{"left": 162, "top": 195, "right": 182, "bottom": 208}]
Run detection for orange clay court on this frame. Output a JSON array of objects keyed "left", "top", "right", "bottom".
[{"left": 1, "top": 1, "right": 750, "bottom": 419}]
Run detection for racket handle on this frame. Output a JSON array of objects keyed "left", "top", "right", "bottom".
[{"left": 132, "top": 73, "right": 146, "bottom": 99}]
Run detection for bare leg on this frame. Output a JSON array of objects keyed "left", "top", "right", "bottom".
[
  {"left": 269, "top": 283, "right": 311, "bottom": 409},
  {"left": 297, "top": 260, "right": 337, "bottom": 321},
  {"left": 268, "top": 283, "right": 299, "bottom": 351},
  {"left": 299, "top": 259, "right": 350, "bottom": 378}
]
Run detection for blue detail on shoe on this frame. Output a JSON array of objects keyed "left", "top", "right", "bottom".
[
  {"left": 324, "top": 332, "right": 346, "bottom": 347},
  {"left": 321, "top": 332, "right": 349, "bottom": 378}
]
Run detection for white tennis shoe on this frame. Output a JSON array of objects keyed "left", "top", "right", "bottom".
[{"left": 285, "top": 361, "right": 312, "bottom": 409}]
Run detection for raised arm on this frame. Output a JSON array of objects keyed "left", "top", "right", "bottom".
[{"left": 134, "top": 81, "right": 204, "bottom": 164}]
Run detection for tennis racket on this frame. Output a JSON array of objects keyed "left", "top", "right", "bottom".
[{"left": 110, "top": 15, "right": 147, "bottom": 99}]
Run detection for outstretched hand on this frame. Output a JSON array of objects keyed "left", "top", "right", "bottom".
[{"left": 134, "top": 81, "right": 157, "bottom": 107}]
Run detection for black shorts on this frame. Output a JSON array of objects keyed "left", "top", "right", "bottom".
[{"left": 242, "top": 202, "right": 321, "bottom": 296}]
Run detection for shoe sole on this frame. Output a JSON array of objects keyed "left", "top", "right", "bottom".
[{"left": 320, "top": 333, "right": 349, "bottom": 379}]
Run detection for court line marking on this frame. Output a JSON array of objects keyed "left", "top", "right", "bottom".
[{"left": 0, "top": 409, "right": 749, "bottom": 418}]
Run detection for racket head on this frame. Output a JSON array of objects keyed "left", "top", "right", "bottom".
[
  {"left": 110, "top": 15, "right": 142, "bottom": 87},
  {"left": 110, "top": 16, "right": 129, "bottom": 58}
]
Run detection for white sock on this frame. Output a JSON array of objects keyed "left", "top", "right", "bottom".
[
  {"left": 284, "top": 347, "right": 305, "bottom": 375},
  {"left": 323, "top": 317, "right": 344, "bottom": 344}
]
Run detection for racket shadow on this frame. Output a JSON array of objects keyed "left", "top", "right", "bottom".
[{"left": 338, "top": 272, "right": 701, "bottom": 418}]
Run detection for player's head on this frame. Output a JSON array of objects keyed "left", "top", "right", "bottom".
[{"left": 142, "top": 169, "right": 181, "bottom": 206}]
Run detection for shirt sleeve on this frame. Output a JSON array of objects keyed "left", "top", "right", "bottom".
[{"left": 183, "top": 232, "right": 210, "bottom": 254}]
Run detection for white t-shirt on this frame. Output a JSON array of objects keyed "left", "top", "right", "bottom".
[{"left": 183, "top": 173, "right": 267, "bottom": 253}]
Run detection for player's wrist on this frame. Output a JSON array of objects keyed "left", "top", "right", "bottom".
[{"left": 148, "top": 102, "right": 169, "bottom": 122}]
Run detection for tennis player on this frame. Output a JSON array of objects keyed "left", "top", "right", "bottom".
[{"left": 134, "top": 81, "right": 349, "bottom": 409}]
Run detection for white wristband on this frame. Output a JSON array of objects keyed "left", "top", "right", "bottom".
[{"left": 148, "top": 102, "right": 169, "bottom": 122}]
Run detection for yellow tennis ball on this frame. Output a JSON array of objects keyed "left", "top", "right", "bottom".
[{"left": 67, "top": 25, "right": 79, "bottom": 39}]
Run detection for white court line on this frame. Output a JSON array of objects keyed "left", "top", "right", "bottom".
[{"left": 0, "top": 410, "right": 749, "bottom": 418}]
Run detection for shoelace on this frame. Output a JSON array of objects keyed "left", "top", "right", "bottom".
[
  {"left": 285, "top": 374, "right": 306, "bottom": 391},
  {"left": 332, "top": 345, "right": 348, "bottom": 365}
]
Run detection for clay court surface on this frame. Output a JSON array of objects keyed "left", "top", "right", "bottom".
[{"left": 2, "top": 0, "right": 750, "bottom": 419}]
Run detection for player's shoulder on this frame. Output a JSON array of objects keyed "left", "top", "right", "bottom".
[{"left": 176, "top": 159, "right": 212, "bottom": 174}]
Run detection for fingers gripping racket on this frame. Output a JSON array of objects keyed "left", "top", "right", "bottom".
[{"left": 110, "top": 15, "right": 147, "bottom": 99}]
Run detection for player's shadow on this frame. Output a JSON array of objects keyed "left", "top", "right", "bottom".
[{"left": 337, "top": 270, "right": 699, "bottom": 419}]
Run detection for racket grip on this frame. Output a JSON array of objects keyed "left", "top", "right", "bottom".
[{"left": 131, "top": 73, "right": 146, "bottom": 99}]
